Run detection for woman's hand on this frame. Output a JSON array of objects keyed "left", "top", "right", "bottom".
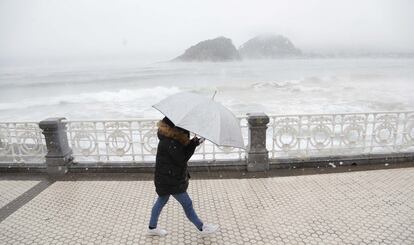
[{"left": 190, "top": 137, "right": 204, "bottom": 146}]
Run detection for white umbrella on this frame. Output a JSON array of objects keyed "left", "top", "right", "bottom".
[{"left": 152, "top": 92, "right": 245, "bottom": 149}]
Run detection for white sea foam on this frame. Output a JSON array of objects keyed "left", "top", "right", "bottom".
[
  {"left": 0, "top": 58, "right": 413, "bottom": 121},
  {"left": 0, "top": 86, "right": 181, "bottom": 110}
]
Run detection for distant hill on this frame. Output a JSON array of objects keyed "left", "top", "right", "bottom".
[
  {"left": 239, "top": 34, "right": 302, "bottom": 59},
  {"left": 173, "top": 37, "right": 241, "bottom": 62}
]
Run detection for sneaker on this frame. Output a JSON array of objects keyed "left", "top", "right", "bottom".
[
  {"left": 147, "top": 227, "right": 168, "bottom": 237},
  {"left": 199, "top": 223, "right": 219, "bottom": 236}
]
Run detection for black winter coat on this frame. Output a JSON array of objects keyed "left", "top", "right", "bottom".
[{"left": 154, "top": 129, "right": 197, "bottom": 196}]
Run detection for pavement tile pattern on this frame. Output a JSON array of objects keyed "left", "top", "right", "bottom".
[
  {"left": 0, "top": 168, "right": 413, "bottom": 244},
  {"left": 0, "top": 181, "right": 40, "bottom": 209}
]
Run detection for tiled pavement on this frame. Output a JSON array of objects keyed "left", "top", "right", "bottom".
[
  {"left": 0, "top": 181, "right": 40, "bottom": 209},
  {"left": 0, "top": 168, "right": 413, "bottom": 244}
]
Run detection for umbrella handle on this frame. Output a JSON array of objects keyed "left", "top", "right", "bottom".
[{"left": 194, "top": 134, "right": 205, "bottom": 144}]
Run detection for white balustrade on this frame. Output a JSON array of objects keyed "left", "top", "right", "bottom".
[
  {"left": 0, "top": 122, "right": 47, "bottom": 164},
  {"left": 0, "top": 111, "right": 413, "bottom": 165},
  {"left": 65, "top": 117, "right": 249, "bottom": 163},
  {"left": 268, "top": 111, "right": 414, "bottom": 158}
]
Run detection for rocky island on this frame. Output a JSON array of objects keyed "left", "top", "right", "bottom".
[
  {"left": 173, "top": 37, "right": 240, "bottom": 62},
  {"left": 239, "top": 34, "right": 302, "bottom": 59},
  {"left": 173, "top": 34, "right": 302, "bottom": 62}
]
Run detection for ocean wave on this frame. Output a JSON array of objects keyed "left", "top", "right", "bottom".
[
  {"left": 250, "top": 80, "right": 300, "bottom": 89},
  {"left": 0, "top": 86, "right": 181, "bottom": 111},
  {"left": 0, "top": 70, "right": 194, "bottom": 89}
]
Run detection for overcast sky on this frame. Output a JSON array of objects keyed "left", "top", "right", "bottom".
[{"left": 1, "top": 0, "right": 413, "bottom": 61}]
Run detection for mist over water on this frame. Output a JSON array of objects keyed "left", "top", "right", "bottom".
[
  {"left": 1, "top": 0, "right": 413, "bottom": 121},
  {"left": 0, "top": 58, "right": 413, "bottom": 121}
]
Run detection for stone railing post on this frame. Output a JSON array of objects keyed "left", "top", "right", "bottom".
[
  {"left": 247, "top": 112, "right": 270, "bottom": 171},
  {"left": 39, "top": 118, "right": 72, "bottom": 176}
]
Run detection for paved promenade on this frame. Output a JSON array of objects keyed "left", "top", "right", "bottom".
[{"left": 0, "top": 168, "right": 413, "bottom": 244}]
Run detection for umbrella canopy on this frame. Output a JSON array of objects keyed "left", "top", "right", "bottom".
[{"left": 152, "top": 92, "right": 245, "bottom": 149}]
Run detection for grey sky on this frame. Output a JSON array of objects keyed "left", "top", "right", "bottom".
[{"left": 1, "top": 0, "right": 413, "bottom": 60}]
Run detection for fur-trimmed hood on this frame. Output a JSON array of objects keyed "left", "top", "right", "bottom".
[{"left": 157, "top": 120, "right": 190, "bottom": 146}]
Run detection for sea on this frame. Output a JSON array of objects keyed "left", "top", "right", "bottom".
[{"left": 0, "top": 57, "right": 413, "bottom": 121}]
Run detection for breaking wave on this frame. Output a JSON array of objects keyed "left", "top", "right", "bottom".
[{"left": 0, "top": 86, "right": 181, "bottom": 111}]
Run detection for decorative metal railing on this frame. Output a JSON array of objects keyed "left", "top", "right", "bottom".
[
  {"left": 268, "top": 111, "right": 414, "bottom": 158},
  {"left": 65, "top": 117, "right": 249, "bottom": 163},
  {"left": 0, "top": 122, "right": 47, "bottom": 164},
  {"left": 0, "top": 111, "right": 413, "bottom": 165}
]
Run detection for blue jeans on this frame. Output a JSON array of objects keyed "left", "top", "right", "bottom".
[{"left": 149, "top": 192, "right": 203, "bottom": 230}]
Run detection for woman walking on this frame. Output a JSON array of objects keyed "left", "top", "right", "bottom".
[{"left": 147, "top": 117, "right": 219, "bottom": 237}]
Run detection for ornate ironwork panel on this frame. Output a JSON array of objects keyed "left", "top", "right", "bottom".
[
  {"left": 66, "top": 117, "right": 248, "bottom": 163},
  {"left": 401, "top": 112, "right": 414, "bottom": 150},
  {"left": 268, "top": 111, "right": 414, "bottom": 158},
  {"left": 0, "top": 122, "right": 46, "bottom": 164}
]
